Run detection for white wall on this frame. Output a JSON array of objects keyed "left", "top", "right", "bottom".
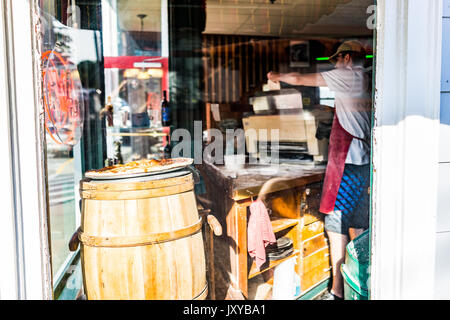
[
  {"left": 435, "top": 0, "right": 450, "bottom": 300},
  {"left": 371, "top": 0, "right": 442, "bottom": 299},
  {"left": 0, "top": 0, "right": 20, "bottom": 300}
]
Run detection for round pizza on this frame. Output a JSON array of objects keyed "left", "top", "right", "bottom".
[{"left": 84, "top": 158, "right": 194, "bottom": 179}]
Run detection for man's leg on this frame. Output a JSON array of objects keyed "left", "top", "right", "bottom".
[
  {"left": 324, "top": 210, "right": 349, "bottom": 299},
  {"left": 349, "top": 228, "right": 364, "bottom": 241},
  {"left": 327, "top": 230, "right": 349, "bottom": 298},
  {"left": 323, "top": 164, "right": 370, "bottom": 298}
]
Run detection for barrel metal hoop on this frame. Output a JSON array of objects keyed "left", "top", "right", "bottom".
[
  {"left": 192, "top": 283, "right": 208, "bottom": 300},
  {"left": 78, "top": 217, "right": 203, "bottom": 248},
  {"left": 80, "top": 181, "right": 194, "bottom": 200}
]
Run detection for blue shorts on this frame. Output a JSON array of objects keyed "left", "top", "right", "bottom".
[{"left": 324, "top": 164, "right": 370, "bottom": 235}]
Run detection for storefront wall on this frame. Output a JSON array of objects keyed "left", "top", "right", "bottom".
[
  {"left": 371, "top": 0, "right": 443, "bottom": 300},
  {"left": 0, "top": 0, "right": 447, "bottom": 300},
  {"left": 435, "top": 0, "right": 450, "bottom": 300}
]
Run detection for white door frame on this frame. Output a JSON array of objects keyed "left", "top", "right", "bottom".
[
  {"left": 371, "top": 0, "right": 442, "bottom": 299},
  {"left": 0, "top": 0, "right": 52, "bottom": 300}
]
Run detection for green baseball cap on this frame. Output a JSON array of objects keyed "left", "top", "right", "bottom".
[{"left": 329, "top": 40, "right": 366, "bottom": 63}]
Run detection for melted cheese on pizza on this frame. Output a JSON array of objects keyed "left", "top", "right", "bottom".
[{"left": 92, "top": 159, "right": 174, "bottom": 174}]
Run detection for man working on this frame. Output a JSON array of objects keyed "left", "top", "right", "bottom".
[{"left": 267, "top": 40, "right": 372, "bottom": 300}]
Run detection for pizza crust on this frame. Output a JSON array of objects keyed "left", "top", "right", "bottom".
[{"left": 85, "top": 158, "right": 194, "bottom": 179}]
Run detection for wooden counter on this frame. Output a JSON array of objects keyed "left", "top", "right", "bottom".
[{"left": 196, "top": 161, "right": 331, "bottom": 300}]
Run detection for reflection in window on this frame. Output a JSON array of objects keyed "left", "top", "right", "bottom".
[
  {"left": 38, "top": 0, "right": 375, "bottom": 300},
  {"left": 40, "top": 0, "right": 168, "bottom": 293}
]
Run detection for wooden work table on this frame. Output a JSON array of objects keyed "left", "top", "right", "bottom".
[{"left": 197, "top": 161, "right": 332, "bottom": 300}]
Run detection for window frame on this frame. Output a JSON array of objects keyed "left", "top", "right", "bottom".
[{"left": 0, "top": 0, "right": 444, "bottom": 300}]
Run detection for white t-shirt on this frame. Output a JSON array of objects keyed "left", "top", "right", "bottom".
[{"left": 321, "top": 66, "right": 372, "bottom": 165}]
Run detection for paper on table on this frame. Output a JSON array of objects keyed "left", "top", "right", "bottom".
[
  {"left": 272, "top": 258, "right": 296, "bottom": 300},
  {"left": 267, "top": 80, "right": 281, "bottom": 91}
]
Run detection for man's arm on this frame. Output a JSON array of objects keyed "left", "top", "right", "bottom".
[{"left": 267, "top": 71, "right": 327, "bottom": 87}]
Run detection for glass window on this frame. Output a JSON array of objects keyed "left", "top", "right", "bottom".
[
  {"left": 38, "top": 0, "right": 375, "bottom": 300},
  {"left": 40, "top": 0, "right": 105, "bottom": 295},
  {"left": 198, "top": 0, "right": 375, "bottom": 300},
  {"left": 39, "top": 0, "right": 168, "bottom": 297}
]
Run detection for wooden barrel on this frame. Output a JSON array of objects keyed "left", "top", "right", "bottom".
[{"left": 78, "top": 172, "right": 207, "bottom": 300}]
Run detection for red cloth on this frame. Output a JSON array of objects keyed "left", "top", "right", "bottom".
[
  {"left": 247, "top": 199, "right": 277, "bottom": 269},
  {"left": 319, "top": 113, "right": 355, "bottom": 214}
]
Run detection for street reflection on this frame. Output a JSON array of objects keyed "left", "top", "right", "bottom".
[{"left": 47, "top": 148, "right": 76, "bottom": 280}]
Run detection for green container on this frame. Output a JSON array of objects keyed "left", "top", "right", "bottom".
[
  {"left": 341, "top": 230, "right": 370, "bottom": 300},
  {"left": 341, "top": 264, "right": 368, "bottom": 300}
]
